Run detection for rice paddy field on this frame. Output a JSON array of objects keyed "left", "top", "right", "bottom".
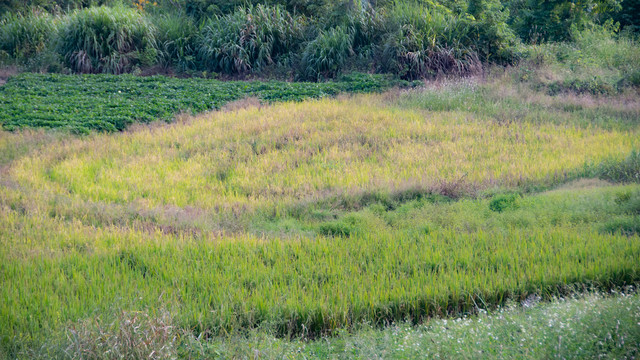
[{"left": 1, "top": 72, "right": 640, "bottom": 358}]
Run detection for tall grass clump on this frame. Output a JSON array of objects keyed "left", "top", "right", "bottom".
[
  {"left": 299, "top": 26, "right": 354, "bottom": 81},
  {"left": 379, "top": 2, "right": 481, "bottom": 79},
  {"left": 347, "top": 5, "right": 388, "bottom": 56},
  {"left": 154, "top": 13, "right": 197, "bottom": 72},
  {"left": 0, "top": 11, "right": 59, "bottom": 69},
  {"left": 198, "top": 4, "right": 304, "bottom": 75},
  {"left": 57, "top": 5, "right": 157, "bottom": 74}
]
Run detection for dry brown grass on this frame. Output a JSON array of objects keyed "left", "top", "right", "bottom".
[
  {"left": 0, "top": 66, "right": 19, "bottom": 86},
  {"left": 64, "top": 310, "right": 177, "bottom": 360},
  {"left": 221, "top": 96, "right": 263, "bottom": 112}
]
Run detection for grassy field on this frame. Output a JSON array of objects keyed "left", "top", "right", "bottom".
[{"left": 1, "top": 69, "right": 640, "bottom": 358}]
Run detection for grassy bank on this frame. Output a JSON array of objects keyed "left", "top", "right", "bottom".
[{"left": 65, "top": 291, "right": 636, "bottom": 359}]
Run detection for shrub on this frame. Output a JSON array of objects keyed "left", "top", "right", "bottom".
[
  {"left": 198, "top": 4, "right": 304, "bottom": 75},
  {"left": 614, "top": 0, "right": 640, "bottom": 32},
  {"left": 597, "top": 151, "right": 640, "bottom": 183},
  {"left": 299, "top": 26, "right": 354, "bottom": 81},
  {"left": 0, "top": 12, "right": 58, "bottom": 62},
  {"left": 467, "top": 0, "right": 518, "bottom": 63},
  {"left": 518, "top": 26, "right": 640, "bottom": 93},
  {"left": 57, "top": 5, "right": 157, "bottom": 74},
  {"left": 489, "top": 193, "right": 520, "bottom": 212},
  {"left": 507, "top": 0, "right": 622, "bottom": 42}
]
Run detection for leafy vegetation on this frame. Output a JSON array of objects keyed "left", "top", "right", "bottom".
[
  {"left": 2, "top": 0, "right": 638, "bottom": 81},
  {"left": 57, "top": 5, "right": 158, "bottom": 74},
  {"left": 197, "top": 4, "right": 304, "bottom": 75},
  {"left": 299, "top": 26, "right": 353, "bottom": 80},
  {"left": 0, "top": 11, "right": 60, "bottom": 71},
  {"left": 0, "top": 72, "right": 412, "bottom": 133}
]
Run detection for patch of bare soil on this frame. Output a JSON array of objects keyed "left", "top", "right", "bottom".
[{"left": 0, "top": 66, "right": 19, "bottom": 86}]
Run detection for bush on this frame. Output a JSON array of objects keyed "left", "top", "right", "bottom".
[
  {"left": 614, "top": 0, "right": 640, "bottom": 32},
  {"left": 198, "top": 4, "right": 304, "bottom": 75},
  {"left": 489, "top": 193, "right": 520, "bottom": 212},
  {"left": 597, "top": 151, "right": 640, "bottom": 183},
  {"left": 57, "top": 5, "right": 157, "bottom": 74},
  {"left": 507, "top": 0, "right": 622, "bottom": 42},
  {"left": 467, "top": 0, "right": 518, "bottom": 62},
  {"left": 299, "top": 26, "right": 353, "bottom": 81},
  {"left": 0, "top": 12, "right": 58, "bottom": 62}
]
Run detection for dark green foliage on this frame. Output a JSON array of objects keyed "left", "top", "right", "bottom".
[
  {"left": 597, "top": 151, "right": 640, "bottom": 183},
  {"left": 618, "top": 69, "right": 640, "bottom": 87},
  {"left": 489, "top": 193, "right": 520, "bottom": 212},
  {"left": 467, "top": 0, "right": 517, "bottom": 62},
  {"left": 154, "top": 14, "right": 197, "bottom": 72},
  {"left": 318, "top": 220, "right": 355, "bottom": 237},
  {"left": 378, "top": 2, "right": 483, "bottom": 79},
  {"left": 299, "top": 26, "right": 354, "bottom": 81},
  {"left": 0, "top": 0, "right": 111, "bottom": 16},
  {"left": 614, "top": 0, "right": 640, "bottom": 31},
  {"left": 0, "top": 12, "right": 57, "bottom": 61},
  {"left": 0, "top": 72, "right": 413, "bottom": 133},
  {"left": 57, "top": 5, "right": 157, "bottom": 74},
  {"left": 507, "top": 0, "right": 622, "bottom": 42},
  {"left": 347, "top": 5, "right": 387, "bottom": 55},
  {"left": 197, "top": 5, "right": 304, "bottom": 75},
  {"left": 547, "top": 77, "right": 617, "bottom": 95}
]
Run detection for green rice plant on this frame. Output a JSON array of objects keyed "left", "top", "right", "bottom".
[
  {"left": 174, "top": 292, "right": 640, "bottom": 359},
  {"left": 57, "top": 5, "right": 158, "bottom": 74},
  {"left": 600, "top": 216, "right": 640, "bottom": 236},
  {"left": 5, "top": 88, "right": 637, "bottom": 215},
  {"left": 1, "top": 185, "right": 640, "bottom": 353},
  {"left": 299, "top": 26, "right": 354, "bottom": 81},
  {"left": 197, "top": 4, "right": 304, "bottom": 74}
]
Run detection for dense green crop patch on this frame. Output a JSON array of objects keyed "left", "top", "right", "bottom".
[{"left": 0, "top": 73, "right": 412, "bottom": 133}]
